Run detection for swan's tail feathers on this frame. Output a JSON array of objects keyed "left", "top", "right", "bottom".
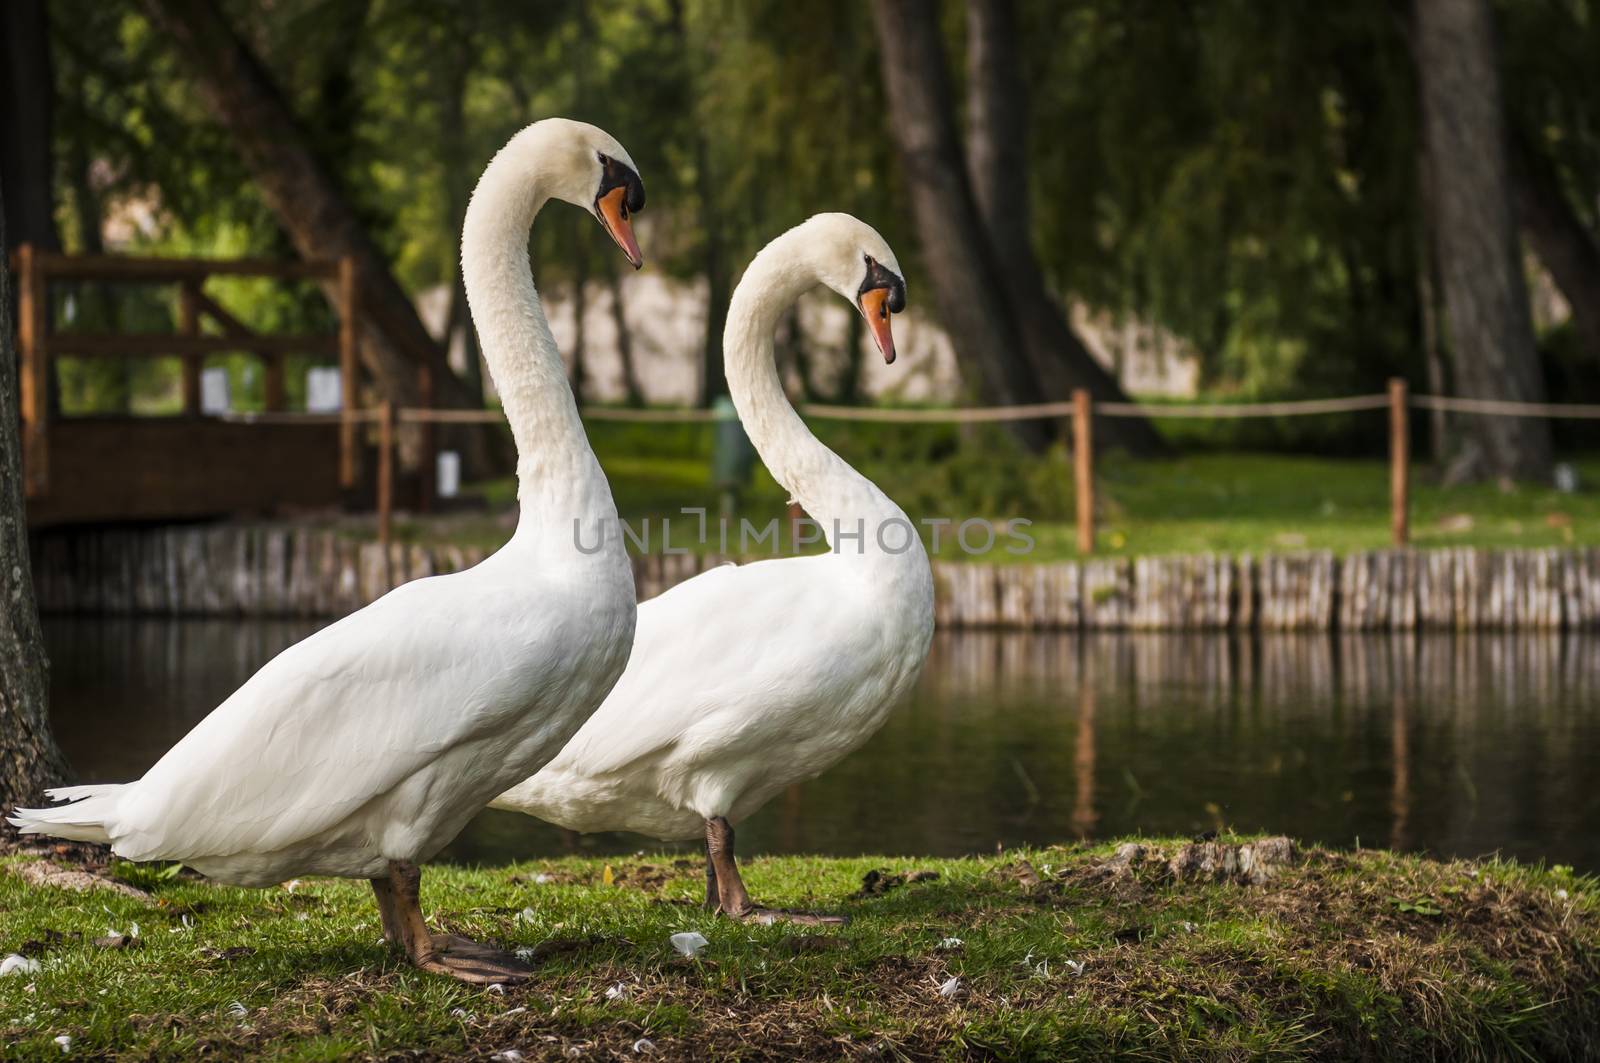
[{"left": 6, "top": 784, "right": 124, "bottom": 845}]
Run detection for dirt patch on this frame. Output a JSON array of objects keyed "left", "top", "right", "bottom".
[
  {"left": 513, "top": 861, "right": 700, "bottom": 893},
  {"left": 7, "top": 858, "right": 152, "bottom": 902}
]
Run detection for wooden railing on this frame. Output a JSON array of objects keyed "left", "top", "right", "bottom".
[{"left": 11, "top": 245, "right": 361, "bottom": 497}]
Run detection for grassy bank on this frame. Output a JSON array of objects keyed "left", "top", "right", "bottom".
[
  {"left": 2, "top": 838, "right": 1595, "bottom": 1060},
  {"left": 371, "top": 420, "right": 1600, "bottom": 560}
]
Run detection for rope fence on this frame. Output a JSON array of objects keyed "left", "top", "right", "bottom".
[
  {"left": 1411, "top": 395, "right": 1600, "bottom": 419},
  {"left": 280, "top": 390, "right": 1600, "bottom": 430},
  {"left": 309, "top": 379, "right": 1600, "bottom": 554},
  {"left": 1097, "top": 395, "right": 1392, "bottom": 418}
]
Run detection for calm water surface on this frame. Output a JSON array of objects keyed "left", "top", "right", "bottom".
[{"left": 42, "top": 618, "right": 1600, "bottom": 871}]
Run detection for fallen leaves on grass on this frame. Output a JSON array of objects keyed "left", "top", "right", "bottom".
[
  {"left": 851, "top": 868, "right": 939, "bottom": 898},
  {"left": 777, "top": 935, "right": 847, "bottom": 955}
]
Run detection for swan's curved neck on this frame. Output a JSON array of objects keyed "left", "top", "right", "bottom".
[
  {"left": 461, "top": 143, "right": 613, "bottom": 534},
  {"left": 724, "top": 246, "right": 910, "bottom": 555}
]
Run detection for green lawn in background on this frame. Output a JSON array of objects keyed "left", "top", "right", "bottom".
[{"left": 398, "top": 439, "right": 1600, "bottom": 562}]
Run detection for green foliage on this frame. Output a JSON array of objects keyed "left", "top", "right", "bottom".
[
  {"left": 1500, "top": 0, "right": 1600, "bottom": 233},
  {"left": 1390, "top": 896, "right": 1444, "bottom": 917},
  {"left": 105, "top": 860, "right": 185, "bottom": 892},
  {"left": 1027, "top": 0, "right": 1424, "bottom": 397},
  {"left": 37, "top": 0, "right": 1600, "bottom": 411}
]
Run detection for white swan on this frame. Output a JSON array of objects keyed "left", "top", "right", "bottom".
[
  {"left": 493, "top": 214, "right": 934, "bottom": 922},
  {"left": 10, "top": 118, "right": 646, "bottom": 982}
]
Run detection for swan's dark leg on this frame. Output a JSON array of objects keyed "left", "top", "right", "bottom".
[
  {"left": 703, "top": 837, "right": 720, "bottom": 910},
  {"left": 386, "top": 860, "right": 534, "bottom": 984},
  {"left": 705, "top": 816, "right": 752, "bottom": 915},
  {"left": 370, "top": 875, "right": 402, "bottom": 947},
  {"left": 703, "top": 816, "right": 846, "bottom": 926}
]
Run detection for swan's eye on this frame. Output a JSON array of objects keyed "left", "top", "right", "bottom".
[{"left": 858, "top": 255, "right": 906, "bottom": 314}]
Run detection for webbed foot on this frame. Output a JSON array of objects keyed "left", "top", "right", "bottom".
[{"left": 414, "top": 933, "right": 534, "bottom": 985}]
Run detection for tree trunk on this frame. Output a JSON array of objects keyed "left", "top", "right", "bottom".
[
  {"left": 1510, "top": 135, "right": 1600, "bottom": 366},
  {"left": 780, "top": 306, "right": 821, "bottom": 402},
  {"left": 1413, "top": 0, "right": 1551, "bottom": 480},
  {"left": 871, "top": 0, "right": 1052, "bottom": 453},
  {"left": 1, "top": 1, "right": 63, "bottom": 420},
  {"left": 570, "top": 225, "right": 589, "bottom": 406},
  {"left": 606, "top": 259, "right": 645, "bottom": 407},
  {"left": 836, "top": 311, "right": 864, "bottom": 405},
  {"left": 65, "top": 84, "right": 132, "bottom": 413},
  {"left": 141, "top": 0, "right": 495, "bottom": 472},
  {"left": 1420, "top": 260, "right": 1450, "bottom": 461},
  {"left": 964, "top": 0, "right": 1163, "bottom": 454},
  {"left": 440, "top": 29, "right": 483, "bottom": 405},
  {"left": 0, "top": 0, "right": 59, "bottom": 254},
  {"left": 0, "top": 180, "right": 69, "bottom": 822},
  {"left": 1416, "top": 137, "right": 1450, "bottom": 462},
  {"left": 664, "top": 0, "right": 730, "bottom": 407},
  {"left": 698, "top": 234, "right": 731, "bottom": 407}
]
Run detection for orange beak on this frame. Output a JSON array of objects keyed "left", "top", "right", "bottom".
[
  {"left": 596, "top": 186, "right": 643, "bottom": 269},
  {"left": 859, "top": 287, "right": 896, "bottom": 365}
]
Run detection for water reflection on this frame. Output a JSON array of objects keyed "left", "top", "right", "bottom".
[{"left": 41, "top": 618, "right": 1600, "bottom": 871}]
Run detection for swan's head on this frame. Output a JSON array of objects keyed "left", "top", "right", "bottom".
[
  {"left": 517, "top": 118, "right": 647, "bottom": 269},
  {"left": 803, "top": 213, "right": 907, "bottom": 365}
]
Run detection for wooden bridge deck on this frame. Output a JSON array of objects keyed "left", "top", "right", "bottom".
[{"left": 13, "top": 247, "right": 363, "bottom": 527}]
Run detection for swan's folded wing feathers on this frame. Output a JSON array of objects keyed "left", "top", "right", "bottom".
[
  {"left": 551, "top": 556, "right": 861, "bottom": 780},
  {"left": 112, "top": 577, "right": 550, "bottom": 861}
]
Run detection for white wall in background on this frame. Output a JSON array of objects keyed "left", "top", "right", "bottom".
[
  {"left": 306, "top": 367, "right": 342, "bottom": 412},
  {"left": 200, "top": 367, "right": 230, "bottom": 414},
  {"left": 416, "top": 274, "right": 1203, "bottom": 405},
  {"left": 436, "top": 451, "right": 460, "bottom": 499}
]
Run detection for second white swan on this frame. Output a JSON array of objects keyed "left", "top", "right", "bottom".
[{"left": 494, "top": 214, "right": 935, "bottom": 922}]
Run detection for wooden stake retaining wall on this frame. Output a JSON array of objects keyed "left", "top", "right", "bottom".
[{"left": 29, "top": 525, "right": 1600, "bottom": 631}]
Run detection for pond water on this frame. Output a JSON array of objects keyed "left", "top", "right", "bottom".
[{"left": 42, "top": 617, "right": 1600, "bottom": 872}]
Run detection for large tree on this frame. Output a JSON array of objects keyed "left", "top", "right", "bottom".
[
  {"left": 141, "top": 0, "right": 491, "bottom": 469},
  {"left": 872, "top": 0, "right": 1158, "bottom": 454},
  {"left": 964, "top": 0, "right": 1162, "bottom": 453},
  {"left": 871, "top": 0, "right": 1055, "bottom": 453},
  {"left": 0, "top": 0, "right": 60, "bottom": 255},
  {"left": 1413, "top": 0, "right": 1551, "bottom": 480},
  {"left": 0, "top": 179, "right": 68, "bottom": 820}
]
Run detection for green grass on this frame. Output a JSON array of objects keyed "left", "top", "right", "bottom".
[
  {"left": 385, "top": 430, "right": 1600, "bottom": 562},
  {"left": 1058, "top": 451, "right": 1600, "bottom": 558},
  {"left": 2, "top": 840, "right": 1596, "bottom": 1059}
]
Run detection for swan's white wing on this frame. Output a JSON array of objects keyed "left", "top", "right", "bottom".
[
  {"left": 110, "top": 571, "right": 566, "bottom": 862},
  {"left": 548, "top": 554, "right": 872, "bottom": 781}
]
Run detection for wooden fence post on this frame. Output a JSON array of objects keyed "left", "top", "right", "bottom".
[
  {"left": 1389, "top": 377, "right": 1409, "bottom": 547},
  {"left": 1073, "top": 388, "right": 1094, "bottom": 555},
  {"left": 177, "top": 281, "right": 201, "bottom": 415},
  {"left": 377, "top": 399, "right": 395, "bottom": 552},
  {"left": 263, "top": 354, "right": 286, "bottom": 412},
  {"left": 787, "top": 500, "right": 806, "bottom": 553},
  {"left": 338, "top": 256, "right": 359, "bottom": 489},
  {"left": 16, "top": 244, "right": 48, "bottom": 494}
]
